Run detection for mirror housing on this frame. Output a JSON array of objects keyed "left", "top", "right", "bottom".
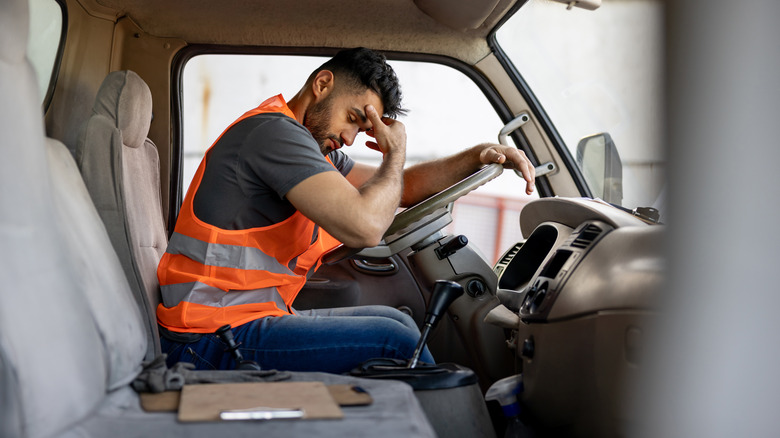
[{"left": 576, "top": 133, "right": 623, "bottom": 205}]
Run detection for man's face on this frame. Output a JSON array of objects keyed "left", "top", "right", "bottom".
[{"left": 304, "top": 87, "right": 384, "bottom": 156}]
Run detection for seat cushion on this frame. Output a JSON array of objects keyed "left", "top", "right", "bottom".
[{"left": 63, "top": 373, "right": 436, "bottom": 438}]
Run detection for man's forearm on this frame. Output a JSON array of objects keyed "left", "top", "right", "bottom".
[
  {"left": 287, "top": 149, "right": 405, "bottom": 249},
  {"left": 358, "top": 148, "right": 405, "bottom": 228},
  {"left": 400, "top": 142, "right": 536, "bottom": 206},
  {"left": 400, "top": 145, "right": 484, "bottom": 207}
]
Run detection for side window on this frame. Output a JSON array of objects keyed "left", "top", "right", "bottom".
[
  {"left": 182, "top": 55, "right": 536, "bottom": 262},
  {"left": 28, "top": 0, "right": 64, "bottom": 107}
]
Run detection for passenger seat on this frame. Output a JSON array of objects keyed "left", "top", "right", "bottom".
[
  {"left": 0, "top": 2, "right": 147, "bottom": 436},
  {"left": 74, "top": 70, "right": 167, "bottom": 360}
]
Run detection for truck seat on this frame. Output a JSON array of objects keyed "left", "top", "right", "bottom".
[{"left": 74, "top": 70, "right": 167, "bottom": 360}]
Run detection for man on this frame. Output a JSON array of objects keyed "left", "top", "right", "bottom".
[{"left": 157, "top": 48, "right": 535, "bottom": 374}]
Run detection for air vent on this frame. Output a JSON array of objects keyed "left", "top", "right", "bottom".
[
  {"left": 570, "top": 224, "right": 603, "bottom": 249},
  {"left": 494, "top": 243, "right": 523, "bottom": 276},
  {"left": 498, "top": 243, "right": 523, "bottom": 266}
]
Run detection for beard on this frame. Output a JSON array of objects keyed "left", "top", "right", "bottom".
[{"left": 303, "top": 95, "right": 341, "bottom": 156}]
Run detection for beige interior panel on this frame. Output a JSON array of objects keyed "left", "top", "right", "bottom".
[
  {"left": 45, "top": 0, "right": 116, "bottom": 149},
  {"left": 72, "top": 0, "right": 519, "bottom": 64},
  {"left": 475, "top": 54, "right": 579, "bottom": 197},
  {"left": 110, "top": 18, "right": 186, "bottom": 219}
]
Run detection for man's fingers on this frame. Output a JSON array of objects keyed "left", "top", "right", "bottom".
[
  {"left": 365, "top": 104, "right": 388, "bottom": 129},
  {"left": 521, "top": 161, "right": 536, "bottom": 195},
  {"left": 480, "top": 146, "right": 507, "bottom": 164},
  {"left": 481, "top": 145, "right": 536, "bottom": 194},
  {"left": 512, "top": 149, "right": 536, "bottom": 195},
  {"left": 365, "top": 141, "right": 381, "bottom": 152},
  {"left": 492, "top": 151, "right": 507, "bottom": 164}
]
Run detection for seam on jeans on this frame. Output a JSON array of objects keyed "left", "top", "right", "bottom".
[{"left": 184, "top": 346, "right": 218, "bottom": 370}]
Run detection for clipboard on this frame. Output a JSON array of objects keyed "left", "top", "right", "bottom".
[{"left": 177, "top": 381, "right": 343, "bottom": 422}]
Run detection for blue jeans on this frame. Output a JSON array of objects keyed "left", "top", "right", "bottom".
[{"left": 161, "top": 305, "right": 434, "bottom": 374}]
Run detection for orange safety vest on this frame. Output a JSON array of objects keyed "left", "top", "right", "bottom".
[{"left": 157, "top": 95, "right": 341, "bottom": 333}]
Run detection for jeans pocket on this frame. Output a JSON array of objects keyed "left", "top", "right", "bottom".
[{"left": 181, "top": 346, "right": 218, "bottom": 370}]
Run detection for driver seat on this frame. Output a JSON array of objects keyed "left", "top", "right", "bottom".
[{"left": 74, "top": 70, "right": 167, "bottom": 360}]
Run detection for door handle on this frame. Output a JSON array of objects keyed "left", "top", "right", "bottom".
[{"left": 351, "top": 258, "right": 397, "bottom": 274}]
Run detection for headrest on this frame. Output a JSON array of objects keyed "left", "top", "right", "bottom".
[{"left": 93, "top": 70, "right": 153, "bottom": 149}]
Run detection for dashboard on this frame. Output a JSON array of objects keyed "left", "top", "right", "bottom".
[
  {"left": 493, "top": 197, "right": 663, "bottom": 323},
  {"left": 488, "top": 197, "right": 665, "bottom": 434}
]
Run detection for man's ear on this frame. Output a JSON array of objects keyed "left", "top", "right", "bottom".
[{"left": 312, "top": 70, "right": 335, "bottom": 101}]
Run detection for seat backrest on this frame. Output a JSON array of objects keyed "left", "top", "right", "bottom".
[
  {"left": 0, "top": 1, "right": 146, "bottom": 436},
  {"left": 75, "top": 70, "right": 167, "bottom": 360},
  {"left": 0, "top": 2, "right": 44, "bottom": 435}
]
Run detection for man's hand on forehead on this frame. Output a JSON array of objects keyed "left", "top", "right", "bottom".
[{"left": 364, "top": 104, "right": 406, "bottom": 155}]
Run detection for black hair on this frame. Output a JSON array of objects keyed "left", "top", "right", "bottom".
[{"left": 311, "top": 47, "right": 406, "bottom": 118}]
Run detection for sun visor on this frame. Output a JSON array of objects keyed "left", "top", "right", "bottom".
[{"left": 414, "top": 0, "right": 501, "bottom": 30}]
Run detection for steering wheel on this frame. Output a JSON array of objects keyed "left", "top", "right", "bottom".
[{"left": 322, "top": 163, "right": 504, "bottom": 264}]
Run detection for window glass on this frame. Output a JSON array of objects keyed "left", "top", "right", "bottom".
[
  {"left": 182, "top": 55, "right": 537, "bottom": 262},
  {"left": 27, "top": 0, "right": 63, "bottom": 105},
  {"left": 497, "top": 0, "right": 665, "bottom": 216}
]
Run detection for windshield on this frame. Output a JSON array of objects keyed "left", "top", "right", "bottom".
[{"left": 496, "top": 0, "right": 665, "bottom": 216}]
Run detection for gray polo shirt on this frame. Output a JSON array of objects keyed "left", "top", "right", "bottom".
[{"left": 193, "top": 112, "right": 354, "bottom": 230}]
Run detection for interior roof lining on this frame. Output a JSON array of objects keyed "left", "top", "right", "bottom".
[{"left": 80, "top": 0, "right": 519, "bottom": 64}]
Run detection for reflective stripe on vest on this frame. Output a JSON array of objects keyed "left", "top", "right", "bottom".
[
  {"left": 166, "top": 232, "right": 295, "bottom": 275},
  {"left": 157, "top": 95, "right": 341, "bottom": 334},
  {"left": 161, "top": 281, "right": 288, "bottom": 310}
]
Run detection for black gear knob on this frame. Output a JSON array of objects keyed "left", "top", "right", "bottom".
[
  {"left": 425, "top": 280, "right": 464, "bottom": 328},
  {"left": 408, "top": 280, "right": 464, "bottom": 368}
]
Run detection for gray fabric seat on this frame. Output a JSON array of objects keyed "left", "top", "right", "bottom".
[
  {"left": 74, "top": 70, "right": 167, "bottom": 360},
  {"left": 0, "top": 1, "right": 146, "bottom": 436},
  {"left": 0, "top": 1, "right": 435, "bottom": 436}
]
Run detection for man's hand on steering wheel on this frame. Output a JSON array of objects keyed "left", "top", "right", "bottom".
[
  {"left": 321, "top": 142, "right": 536, "bottom": 265},
  {"left": 477, "top": 143, "right": 536, "bottom": 195}
]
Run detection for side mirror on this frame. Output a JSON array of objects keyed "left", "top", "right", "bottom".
[{"left": 576, "top": 133, "right": 623, "bottom": 205}]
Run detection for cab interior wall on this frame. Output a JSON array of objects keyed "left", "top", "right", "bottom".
[
  {"left": 45, "top": 0, "right": 587, "bottom": 227},
  {"left": 44, "top": 1, "right": 184, "bottom": 218},
  {"left": 45, "top": 0, "right": 115, "bottom": 151}
]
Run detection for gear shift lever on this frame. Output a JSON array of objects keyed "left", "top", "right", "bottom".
[{"left": 408, "top": 280, "right": 464, "bottom": 369}]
